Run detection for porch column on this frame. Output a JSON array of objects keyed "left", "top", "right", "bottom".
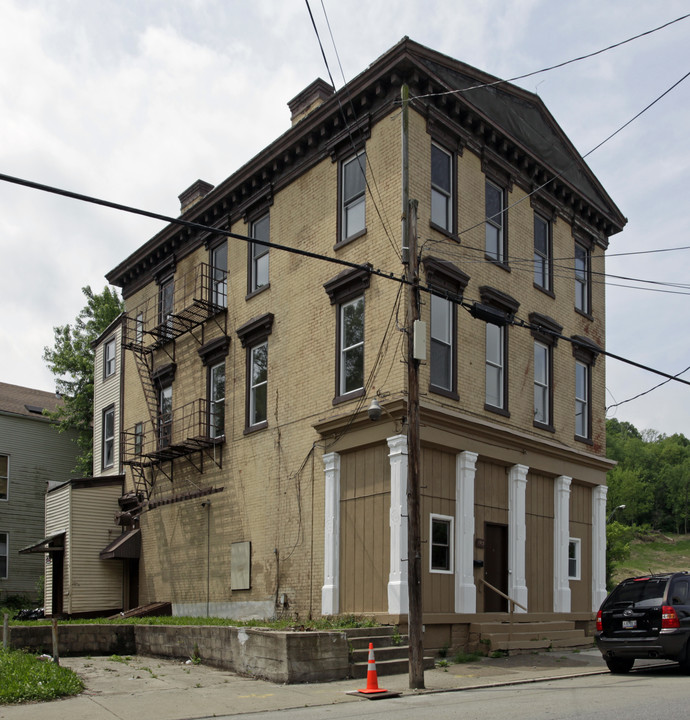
[
  {"left": 553, "top": 475, "right": 572, "bottom": 612},
  {"left": 387, "top": 434, "right": 408, "bottom": 615},
  {"left": 321, "top": 452, "right": 341, "bottom": 615},
  {"left": 508, "top": 464, "right": 529, "bottom": 612},
  {"left": 455, "top": 451, "right": 478, "bottom": 613},
  {"left": 592, "top": 484, "right": 608, "bottom": 610}
]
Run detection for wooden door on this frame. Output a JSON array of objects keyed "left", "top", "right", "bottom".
[{"left": 484, "top": 523, "right": 508, "bottom": 612}]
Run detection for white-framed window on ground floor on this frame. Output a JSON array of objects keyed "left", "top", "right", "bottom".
[
  {"left": 568, "top": 538, "right": 581, "bottom": 580},
  {"left": 430, "top": 514, "right": 454, "bottom": 574}
]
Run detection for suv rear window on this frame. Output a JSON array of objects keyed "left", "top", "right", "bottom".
[{"left": 606, "top": 577, "right": 668, "bottom": 608}]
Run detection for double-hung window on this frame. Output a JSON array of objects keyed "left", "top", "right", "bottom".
[
  {"left": 236, "top": 313, "right": 274, "bottom": 431},
  {"left": 575, "top": 360, "right": 589, "bottom": 440},
  {"left": 103, "top": 406, "right": 115, "bottom": 469},
  {"left": 0, "top": 454, "right": 8, "bottom": 501},
  {"left": 485, "top": 180, "right": 506, "bottom": 263},
  {"left": 159, "top": 276, "right": 174, "bottom": 339},
  {"left": 211, "top": 241, "right": 228, "bottom": 308},
  {"left": 0, "top": 532, "right": 7, "bottom": 579},
  {"left": 430, "top": 514, "right": 453, "bottom": 573},
  {"left": 430, "top": 294, "right": 453, "bottom": 393},
  {"left": 250, "top": 214, "right": 270, "bottom": 293},
  {"left": 534, "top": 341, "right": 550, "bottom": 426},
  {"left": 339, "top": 296, "right": 364, "bottom": 396},
  {"left": 135, "top": 312, "right": 144, "bottom": 345},
  {"left": 431, "top": 143, "right": 452, "bottom": 232},
  {"left": 209, "top": 361, "right": 226, "bottom": 439},
  {"left": 134, "top": 422, "right": 143, "bottom": 456},
  {"left": 104, "top": 337, "right": 116, "bottom": 378},
  {"left": 575, "top": 242, "right": 590, "bottom": 314},
  {"left": 159, "top": 385, "right": 173, "bottom": 448},
  {"left": 485, "top": 322, "right": 505, "bottom": 410},
  {"left": 341, "top": 152, "right": 366, "bottom": 242},
  {"left": 534, "top": 214, "right": 551, "bottom": 291},
  {"left": 249, "top": 342, "right": 268, "bottom": 427}
]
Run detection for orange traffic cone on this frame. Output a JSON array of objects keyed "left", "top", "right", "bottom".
[{"left": 357, "top": 642, "right": 388, "bottom": 694}]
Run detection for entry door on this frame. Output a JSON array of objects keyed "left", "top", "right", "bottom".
[
  {"left": 484, "top": 523, "right": 508, "bottom": 612},
  {"left": 51, "top": 550, "right": 64, "bottom": 616}
]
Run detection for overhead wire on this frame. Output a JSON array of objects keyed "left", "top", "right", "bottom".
[
  {"left": 303, "top": 0, "right": 401, "bottom": 261},
  {"left": 410, "top": 13, "right": 690, "bottom": 101}
]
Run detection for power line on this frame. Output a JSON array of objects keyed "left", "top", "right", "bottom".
[
  {"left": 411, "top": 13, "right": 690, "bottom": 101},
  {"left": 607, "top": 364, "right": 690, "bottom": 412}
]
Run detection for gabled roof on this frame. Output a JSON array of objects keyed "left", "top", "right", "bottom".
[{"left": 0, "top": 382, "right": 62, "bottom": 420}]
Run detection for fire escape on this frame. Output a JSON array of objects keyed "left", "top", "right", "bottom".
[{"left": 121, "top": 262, "right": 228, "bottom": 505}]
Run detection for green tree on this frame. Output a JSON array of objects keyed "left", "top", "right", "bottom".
[{"left": 43, "top": 286, "right": 123, "bottom": 475}]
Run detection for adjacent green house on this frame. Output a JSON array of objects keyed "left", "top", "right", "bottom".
[{"left": 0, "top": 382, "right": 80, "bottom": 602}]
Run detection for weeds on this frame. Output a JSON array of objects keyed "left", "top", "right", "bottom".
[{"left": 0, "top": 648, "right": 83, "bottom": 704}]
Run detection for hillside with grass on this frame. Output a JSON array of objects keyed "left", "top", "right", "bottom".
[{"left": 611, "top": 532, "right": 690, "bottom": 585}]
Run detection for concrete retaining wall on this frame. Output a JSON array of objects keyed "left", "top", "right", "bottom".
[{"left": 5, "top": 624, "right": 349, "bottom": 683}]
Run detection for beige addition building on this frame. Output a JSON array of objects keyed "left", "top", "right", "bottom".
[{"left": 104, "top": 39, "right": 626, "bottom": 650}]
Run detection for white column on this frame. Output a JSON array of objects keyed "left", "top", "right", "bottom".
[
  {"left": 455, "top": 451, "right": 478, "bottom": 613},
  {"left": 553, "top": 475, "right": 572, "bottom": 612},
  {"left": 387, "top": 435, "right": 408, "bottom": 615},
  {"left": 508, "top": 464, "right": 529, "bottom": 612},
  {"left": 592, "top": 484, "right": 608, "bottom": 611},
  {"left": 321, "top": 452, "right": 340, "bottom": 615}
]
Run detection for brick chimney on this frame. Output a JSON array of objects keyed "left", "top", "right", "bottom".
[
  {"left": 287, "top": 78, "right": 334, "bottom": 126},
  {"left": 178, "top": 180, "right": 214, "bottom": 214}
]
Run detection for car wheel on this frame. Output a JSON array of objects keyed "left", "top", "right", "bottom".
[
  {"left": 679, "top": 642, "right": 690, "bottom": 674},
  {"left": 605, "top": 657, "right": 634, "bottom": 674}
]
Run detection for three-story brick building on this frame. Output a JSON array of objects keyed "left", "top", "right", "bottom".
[{"left": 105, "top": 38, "right": 625, "bottom": 647}]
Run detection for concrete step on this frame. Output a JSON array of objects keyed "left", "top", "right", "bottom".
[
  {"left": 348, "top": 634, "right": 408, "bottom": 650},
  {"left": 342, "top": 626, "right": 400, "bottom": 638},
  {"left": 350, "top": 644, "right": 410, "bottom": 663},
  {"left": 471, "top": 619, "right": 594, "bottom": 654},
  {"left": 470, "top": 620, "right": 576, "bottom": 634}
]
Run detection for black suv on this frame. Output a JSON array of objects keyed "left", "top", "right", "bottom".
[{"left": 596, "top": 572, "right": 690, "bottom": 673}]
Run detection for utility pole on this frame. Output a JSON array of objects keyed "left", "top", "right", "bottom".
[{"left": 401, "top": 83, "right": 425, "bottom": 690}]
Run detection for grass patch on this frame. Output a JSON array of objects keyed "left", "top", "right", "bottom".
[
  {"left": 9, "top": 613, "right": 380, "bottom": 630},
  {"left": 0, "top": 648, "right": 83, "bottom": 704},
  {"left": 452, "top": 650, "right": 482, "bottom": 664}
]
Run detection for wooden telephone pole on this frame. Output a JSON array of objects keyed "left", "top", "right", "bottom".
[{"left": 401, "top": 83, "right": 425, "bottom": 690}]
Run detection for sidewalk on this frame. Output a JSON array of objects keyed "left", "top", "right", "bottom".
[{"left": 0, "top": 649, "right": 611, "bottom": 720}]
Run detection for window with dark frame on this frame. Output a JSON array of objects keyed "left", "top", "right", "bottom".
[
  {"left": 430, "top": 294, "right": 453, "bottom": 392},
  {"left": 0, "top": 454, "right": 7, "bottom": 501},
  {"left": 159, "top": 276, "right": 174, "bottom": 339},
  {"left": 575, "top": 360, "right": 589, "bottom": 440},
  {"left": 135, "top": 312, "right": 144, "bottom": 345},
  {"left": 485, "top": 180, "right": 505, "bottom": 263},
  {"left": 249, "top": 342, "right": 268, "bottom": 427},
  {"left": 104, "top": 337, "right": 116, "bottom": 378},
  {"left": 134, "top": 422, "right": 143, "bottom": 456},
  {"left": 158, "top": 384, "right": 172, "bottom": 448},
  {"left": 339, "top": 296, "right": 364, "bottom": 396},
  {"left": 534, "top": 341, "right": 550, "bottom": 426},
  {"left": 236, "top": 313, "right": 273, "bottom": 432},
  {"left": 575, "top": 241, "right": 590, "bottom": 314},
  {"left": 209, "top": 360, "right": 226, "bottom": 438},
  {"left": 103, "top": 406, "right": 115, "bottom": 468},
  {"left": 341, "top": 152, "right": 366, "bottom": 242},
  {"left": 431, "top": 143, "right": 452, "bottom": 232},
  {"left": 430, "top": 515, "right": 453, "bottom": 573},
  {"left": 250, "top": 214, "right": 270, "bottom": 293},
  {"left": 0, "top": 532, "right": 7, "bottom": 579},
  {"left": 534, "top": 213, "right": 551, "bottom": 291},
  {"left": 211, "top": 240, "right": 228, "bottom": 308},
  {"left": 485, "top": 322, "right": 505, "bottom": 410}
]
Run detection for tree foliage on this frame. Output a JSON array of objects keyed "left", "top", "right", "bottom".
[
  {"left": 43, "top": 286, "right": 123, "bottom": 475},
  {"left": 606, "top": 418, "right": 690, "bottom": 533}
]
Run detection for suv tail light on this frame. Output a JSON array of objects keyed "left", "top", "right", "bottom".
[
  {"left": 596, "top": 610, "right": 602, "bottom": 631},
  {"left": 662, "top": 605, "right": 680, "bottom": 629}
]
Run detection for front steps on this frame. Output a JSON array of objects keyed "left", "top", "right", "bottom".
[
  {"left": 345, "top": 627, "right": 436, "bottom": 678},
  {"left": 469, "top": 619, "right": 594, "bottom": 654}
]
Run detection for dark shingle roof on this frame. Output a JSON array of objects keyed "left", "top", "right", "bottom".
[{"left": 0, "top": 382, "right": 62, "bottom": 419}]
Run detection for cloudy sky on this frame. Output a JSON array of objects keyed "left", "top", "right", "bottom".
[{"left": 1, "top": 0, "right": 688, "bottom": 438}]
